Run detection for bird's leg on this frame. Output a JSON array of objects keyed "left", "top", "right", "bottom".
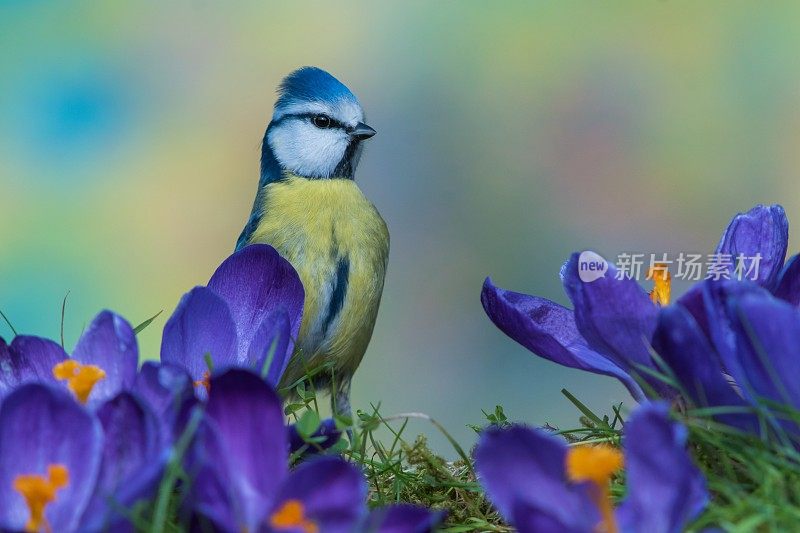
[{"left": 332, "top": 379, "right": 353, "bottom": 441}]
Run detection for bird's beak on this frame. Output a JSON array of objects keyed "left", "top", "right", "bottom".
[{"left": 350, "top": 122, "right": 377, "bottom": 141}]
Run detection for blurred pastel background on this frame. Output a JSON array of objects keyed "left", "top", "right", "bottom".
[{"left": 2, "top": 1, "right": 799, "bottom": 452}]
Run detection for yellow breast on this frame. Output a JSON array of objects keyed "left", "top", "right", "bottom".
[{"left": 247, "top": 175, "right": 389, "bottom": 383}]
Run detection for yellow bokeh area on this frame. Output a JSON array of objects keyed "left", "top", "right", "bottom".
[{"left": 1, "top": 1, "right": 799, "bottom": 449}]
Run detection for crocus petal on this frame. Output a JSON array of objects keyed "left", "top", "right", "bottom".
[
  {"left": 207, "top": 244, "right": 304, "bottom": 362},
  {"left": 475, "top": 425, "right": 597, "bottom": 532},
  {"left": 133, "top": 362, "right": 194, "bottom": 417},
  {"left": 774, "top": 253, "right": 800, "bottom": 306},
  {"left": 617, "top": 402, "right": 708, "bottom": 533},
  {"left": 700, "top": 280, "right": 768, "bottom": 382},
  {"left": 363, "top": 503, "right": 445, "bottom": 533},
  {"left": 652, "top": 306, "right": 759, "bottom": 433},
  {"left": 512, "top": 505, "right": 591, "bottom": 533},
  {"left": 728, "top": 293, "right": 800, "bottom": 409},
  {"left": 0, "top": 384, "right": 103, "bottom": 533},
  {"left": 0, "top": 336, "right": 66, "bottom": 396},
  {"left": 270, "top": 456, "right": 367, "bottom": 533},
  {"left": 714, "top": 204, "right": 788, "bottom": 290},
  {"left": 482, "top": 278, "right": 644, "bottom": 400},
  {"left": 561, "top": 254, "right": 659, "bottom": 379},
  {"left": 676, "top": 284, "right": 709, "bottom": 338},
  {"left": 246, "top": 310, "right": 293, "bottom": 387},
  {"left": 81, "top": 393, "right": 163, "bottom": 532},
  {"left": 72, "top": 311, "right": 138, "bottom": 404},
  {"left": 187, "top": 369, "right": 287, "bottom": 532},
  {"left": 161, "top": 287, "right": 238, "bottom": 382},
  {"left": 132, "top": 362, "right": 194, "bottom": 447}
]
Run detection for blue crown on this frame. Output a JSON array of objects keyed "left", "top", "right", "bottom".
[{"left": 275, "top": 67, "right": 358, "bottom": 108}]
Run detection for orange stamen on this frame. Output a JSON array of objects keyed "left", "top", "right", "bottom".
[
  {"left": 13, "top": 464, "right": 69, "bottom": 533},
  {"left": 269, "top": 499, "right": 318, "bottom": 533},
  {"left": 52, "top": 360, "right": 106, "bottom": 404},
  {"left": 194, "top": 371, "right": 211, "bottom": 393},
  {"left": 646, "top": 263, "right": 671, "bottom": 306},
  {"left": 567, "top": 444, "right": 624, "bottom": 533}
]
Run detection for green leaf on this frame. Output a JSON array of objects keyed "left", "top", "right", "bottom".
[
  {"left": 295, "top": 381, "right": 307, "bottom": 400},
  {"left": 60, "top": 290, "right": 70, "bottom": 348},
  {"left": 284, "top": 403, "right": 306, "bottom": 416},
  {"left": 151, "top": 407, "right": 202, "bottom": 533},
  {"left": 295, "top": 409, "right": 320, "bottom": 438},
  {"left": 134, "top": 310, "right": 163, "bottom": 334},
  {"left": 561, "top": 388, "right": 610, "bottom": 429},
  {"left": 0, "top": 309, "right": 17, "bottom": 337},
  {"left": 327, "top": 437, "right": 349, "bottom": 454},
  {"left": 259, "top": 336, "right": 280, "bottom": 379},
  {"left": 334, "top": 413, "right": 353, "bottom": 430}
]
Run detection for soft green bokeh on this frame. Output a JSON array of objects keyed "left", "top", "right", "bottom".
[{"left": 2, "top": 1, "right": 799, "bottom": 452}]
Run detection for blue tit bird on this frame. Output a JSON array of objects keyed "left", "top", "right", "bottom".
[{"left": 236, "top": 67, "right": 388, "bottom": 420}]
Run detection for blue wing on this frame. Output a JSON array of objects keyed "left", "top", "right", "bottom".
[{"left": 235, "top": 211, "right": 261, "bottom": 251}]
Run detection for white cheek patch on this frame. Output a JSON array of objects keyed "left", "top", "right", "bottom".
[{"left": 268, "top": 120, "right": 351, "bottom": 178}]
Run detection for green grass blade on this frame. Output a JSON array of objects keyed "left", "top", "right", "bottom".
[{"left": 134, "top": 310, "right": 163, "bottom": 335}]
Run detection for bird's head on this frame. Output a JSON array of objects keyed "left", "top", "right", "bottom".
[{"left": 263, "top": 67, "right": 376, "bottom": 180}]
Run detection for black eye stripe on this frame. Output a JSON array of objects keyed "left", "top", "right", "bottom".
[{"left": 275, "top": 112, "right": 347, "bottom": 130}]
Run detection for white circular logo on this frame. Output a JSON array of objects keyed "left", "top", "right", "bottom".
[{"left": 578, "top": 251, "right": 608, "bottom": 282}]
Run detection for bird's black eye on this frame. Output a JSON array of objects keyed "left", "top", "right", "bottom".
[{"left": 312, "top": 115, "right": 331, "bottom": 129}]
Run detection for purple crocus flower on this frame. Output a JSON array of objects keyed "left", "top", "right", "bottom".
[
  {"left": 0, "top": 384, "right": 103, "bottom": 532},
  {"left": 482, "top": 204, "right": 798, "bottom": 404},
  {"left": 713, "top": 204, "right": 789, "bottom": 290},
  {"left": 160, "top": 244, "right": 304, "bottom": 395},
  {"left": 482, "top": 256, "right": 655, "bottom": 400},
  {"left": 80, "top": 391, "right": 164, "bottom": 532},
  {"left": 656, "top": 206, "right": 800, "bottom": 435},
  {"left": 131, "top": 361, "right": 195, "bottom": 448},
  {"left": 158, "top": 244, "right": 342, "bottom": 452},
  {"left": 0, "top": 335, "right": 68, "bottom": 396},
  {"left": 184, "top": 369, "right": 443, "bottom": 533},
  {"left": 677, "top": 204, "right": 794, "bottom": 334},
  {"left": 0, "top": 310, "right": 141, "bottom": 407},
  {"left": 0, "top": 244, "right": 303, "bottom": 406},
  {"left": 475, "top": 402, "right": 707, "bottom": 533},
  {"left": 363, "top": 503, "right": 447, "bottom": 533},
  {"left": 0, "top": 309, "right": 200, "bottom": 470},
  {"left": 0, "top": 383, "right": 163, "bottom": 533},
  {"left": 69, "top": 310, "right": 139, "bottom": 405},
  {"left": 657, "top": 287, "right": 800, "bottom": 437}
]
